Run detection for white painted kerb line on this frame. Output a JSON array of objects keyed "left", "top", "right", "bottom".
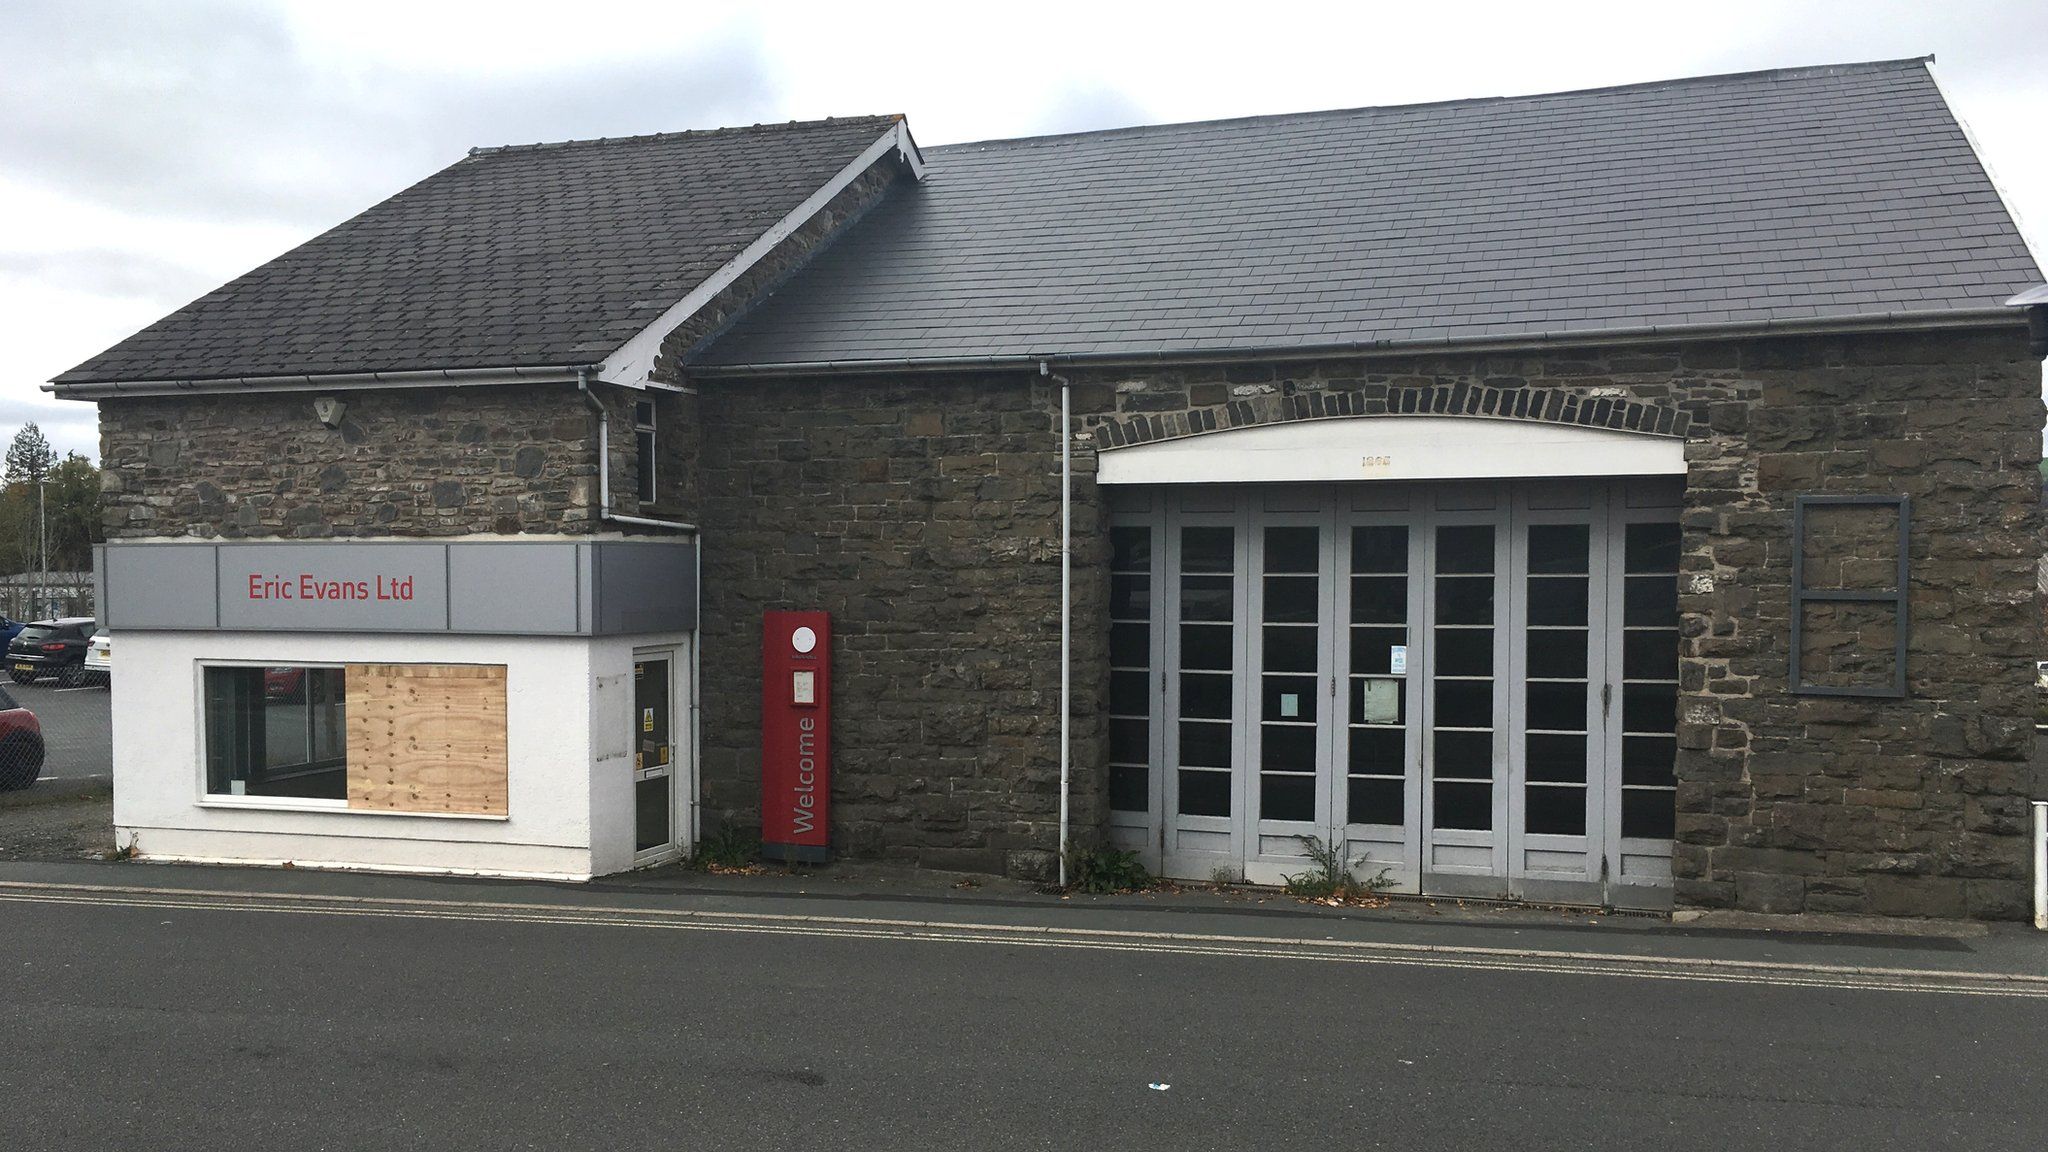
[{"left": 1, "top": 881, "right": 2042, "bottom": 998}]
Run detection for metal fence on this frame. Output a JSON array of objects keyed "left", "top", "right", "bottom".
[{"left": 0, "top": 571, "right": 94, "bottom": 622}]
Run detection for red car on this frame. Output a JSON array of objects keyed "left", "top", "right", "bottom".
[{"left": 0, "top": 682, "right": 44, "bottom": 791}]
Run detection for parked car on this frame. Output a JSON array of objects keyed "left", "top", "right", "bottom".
[
  {"left": 83, "top": 628, "right": 111, "bottom": 684},
  {"left": 6, "top": 617, "right": 97, "bottom": 686},
  {"left": 0, "top": 682, "right": 44, "bottom": 790},
  {"left": 0, "top": 616, "right": 25, "bottom": 649}
]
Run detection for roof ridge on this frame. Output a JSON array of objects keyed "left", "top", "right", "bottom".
[
  {"left": 928, "top": 56, "right": 1935, "bottom": 153},
  {"left": 467, "top": 113, "right": 902, "bottom": 158}
]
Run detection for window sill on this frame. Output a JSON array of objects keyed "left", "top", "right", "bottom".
[{"left": 197, "top": 796, "right": 510, "bottom": 821}]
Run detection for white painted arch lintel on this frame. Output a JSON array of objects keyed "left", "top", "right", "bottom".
[{"left": 1094, "top": 415, "right": 1685, "bottom": 486}]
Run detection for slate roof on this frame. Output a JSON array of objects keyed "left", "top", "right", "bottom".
[
  {"left": 697, "top": 59, "right": 2041, "bottom": 370},
  {"left": 57, "top": 115, "right": 903, "bottom": 385}
]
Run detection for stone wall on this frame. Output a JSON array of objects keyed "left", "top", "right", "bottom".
[
  {"left": 99, "top": 383, "right": 600, "bottom": 539},
  {"left": 694, "top": 372, "right": 1102, "bottom": 879},
  {"left": 694, "top": 326, "right": 2044, "bottom": 916}
]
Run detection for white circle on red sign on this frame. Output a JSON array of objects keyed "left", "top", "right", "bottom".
[{"left": 791, "top": 626, "right": 818, "bottom": 654}]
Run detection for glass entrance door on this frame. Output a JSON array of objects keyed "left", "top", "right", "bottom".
[{"left": 632, "top": 653, "right": 675, "bottom": 858}]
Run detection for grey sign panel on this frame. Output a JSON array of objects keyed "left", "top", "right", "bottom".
[
  {"left": 593, "top": 541, "right": 695, "bottom": 635},
  {"left": 448, "top": 543, "right": 581, "bottom": 634},
  {"left": 217, "top": 544, "right": 450, "bottom": 632},
  {"left": 99, "top": 538, "right": 696, "bottom": 637},
  {"left": 100, "top": 543, "right": 218, "bottom": 629}
]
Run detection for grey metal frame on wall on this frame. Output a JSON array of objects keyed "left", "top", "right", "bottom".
[{"left": 1105, "top": 478, "right": 1681, "bottom": 909}]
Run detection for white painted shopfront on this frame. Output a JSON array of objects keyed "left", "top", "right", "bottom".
[
  {"left": 1100, "top": 417, "right": 1685, "bottom": 909},
  {"left": 97, "top": 538, "right": 696, "bottom": 880}
]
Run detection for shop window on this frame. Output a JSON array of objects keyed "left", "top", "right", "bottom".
[
  {"left": 634, "top": 400, "right": 657, "bottom": 504},
  {"left": 201, "top": 662, "right": 510, "bottom": 814},
  {"left": 1790, "top": 495, "right": 1909, "bottom": 698},
  {"left": 204, "top": 666, "right": 347, "bottom": 800}
]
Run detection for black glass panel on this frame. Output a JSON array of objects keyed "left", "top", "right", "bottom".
[
  {"left": 1181, "top": 527, "right": 1235, "bottom": 574},
  {"left": 1626, "top": 522, "right": 1682, "bottom": 574},
  {"left": 1110, "top": 622, "right": 1149, "bottom": 667},
  {"left": 1111, "top": 526, "right": 1152, "bottom": 572},
  {"left": 1433, "top": 780, "right": 1492, "bottom": 830},
  {"left": 1433, "top": 628, "right": 1493, "bottom": 676},
  {"left": 1348, "top": 725, "right": 1405, "bottom": 773},
  {"left": 1435, "top": 577, "right": 1494, "bottom": 624},
  {"left": 1109, "top": 764, "right": 1148, "bottom": 812},
  {"left": 1622, "top": 788, "right": 1676, "bottom": 839},
  {"left": 1264, "top": 527, "right": 1319, "bottom": 574},
  {"left": 1109, "top": 717, "right": 1148, "bottom": 764},
  {"left": 1525, "top": 784, "right": 1586, "bottom": 836},
  {"left": 1178, "top": 769, "right": 1231, "bottom": 816},
  {"left": 1260, "top": 773, "right": 1316, "bottom": 822},
  {"left": 1348, "top": 776, "right": 1404, "bottom": 826},
  {"left": 1624, "top": 575, "right": 1678, "bottom": 627},
  {"left": 1623, "top": 682, "right": 1678, "bottom": 734},
  {"left": 1527, "top": 633, "right": 1589, "bottom": 680},
  {"left": 1347, "top": 677, "right": 1406, "bottom": 727},
  {"left": 1260, "top": 725, "right": 1316, "bottom": 772},
  {"left": 1526, "top": 680, "right": 1587, "bottom": 731},
  {"left": 635, "top": 776, "right": 670, "bottom": 852},
  {"left": 1622, "top": 735, "right": 1678, "bottom": 787},
  {"left": 1262, "top": 675, "right": 1318, "bottom": 723},
  {"left": 1351, "top": 526, "right": 1408, "bottom": 574},
  {"left": 1179, "top": 720, "right": 1232, "bottom": 768},
  {"left": 1528, "top": 524, "right": 1590, "bottom": 575},
  {"left": 1525, "top": 733, "right": 1588, "bottom": 783},
  {"left": 1350, "top": 575, "right": 1407, "bottom": 624},
  {"left": 1432, "top": 729, "right": 1494, "bottom": 780},
  {"left": 1180, "top": 575, "right": 1233, "bottom": 622},
  {"left": 1436, "top": 525, "right": 1495, "bottom": 574},
  {"left": 1434, "top": 679, "right": 1493, "bottom": 729},
  {"left": 1349, "top": 627, "right": 1407, "bottom": 674},
  {"left": 1181, "top": 624, "right": 1233, "bottom": 670},
  {"left": 1527, "top": 577, "right": 1589, "bottom": 627},
  {"left": 1263, "top": 575, "right": 1318, "bottom": 624},
  {"left": 1110, "top": 574, "right": 1151, "bottom": 620},
  {"left": 1180, "top": 672, "right": 1232, "bottom": 720},
  {"left": 1623, "top": 629, "right": 1678, "bottom": 681},
  {"left": 1263, "top": 626, "right": 1316, "bottom": 673},
  {"left": 1109, "top": 669, "right": 1149, "bottom": 715}
]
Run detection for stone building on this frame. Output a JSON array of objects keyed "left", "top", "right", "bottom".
[{"left": 54, "top": 58, "right": 2048, "bottom": 917}]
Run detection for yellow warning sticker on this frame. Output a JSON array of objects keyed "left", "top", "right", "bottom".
[{"left": 642, "top": 708, "right": 654, "bottom": 732}]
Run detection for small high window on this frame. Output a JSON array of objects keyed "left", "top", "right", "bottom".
[
  {"left": 1790, "top": 494, "right": 1909, "bottom": 697},
  {"left": 634, "top": 400, "right": 657, "bottom": 504}
]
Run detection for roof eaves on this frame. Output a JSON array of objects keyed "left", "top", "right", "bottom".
[{"left": 692, "top": 306, "right": 2025, "bottom": 378}]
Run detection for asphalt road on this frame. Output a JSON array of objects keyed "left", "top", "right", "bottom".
[{"left": 3, "top": 880, "right": 2043, "bottom": 1151}]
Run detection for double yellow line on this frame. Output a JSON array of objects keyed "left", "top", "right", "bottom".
[{"left": 3, "top": 879, "right": 2044, "bottom": 998}]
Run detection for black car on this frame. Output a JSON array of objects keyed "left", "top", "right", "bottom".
[{"left": 7, "top": 618, "right": 97, "bottom": 687}]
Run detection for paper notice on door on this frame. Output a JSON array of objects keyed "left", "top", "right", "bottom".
[
  {"left": 1359, "top": 678, "right": 1401, "bottom": 724},
  {"left": 1389, "top": 645, "right": 1408, "bottom": 676},
  {"left": 1280, "top": 693, "right": 1300, "bottom": 718}
]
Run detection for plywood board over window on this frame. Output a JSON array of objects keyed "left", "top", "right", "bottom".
[{"left": 346, "top": 664, "right": 509, "bottom": 816}]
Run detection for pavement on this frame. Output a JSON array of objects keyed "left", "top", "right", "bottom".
[{"left": 3, "top": 857, "right": 2046, "bottom": 1151}]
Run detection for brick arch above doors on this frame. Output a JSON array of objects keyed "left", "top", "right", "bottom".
[{"left": 1086, "top": 382, "right": 1693, "bottom": 451}]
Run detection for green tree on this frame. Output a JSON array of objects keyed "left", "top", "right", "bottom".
[
  {"left": 42, "top": 453, "right": 101, "bottom": 572},
  {"left": 3, "top": 423, "right": 54, "bottom": 487}
]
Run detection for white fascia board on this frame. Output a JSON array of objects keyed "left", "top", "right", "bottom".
[
  {"left": 1096, "top": 415, "right": 1686, "bottom": 486},
  {"left": 600, "top": 120, "right": 921, "bottom": 389}
]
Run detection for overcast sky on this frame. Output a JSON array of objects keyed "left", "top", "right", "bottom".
[{"left": 3, "top": 0, "right": 2044, "bottom": 461}]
